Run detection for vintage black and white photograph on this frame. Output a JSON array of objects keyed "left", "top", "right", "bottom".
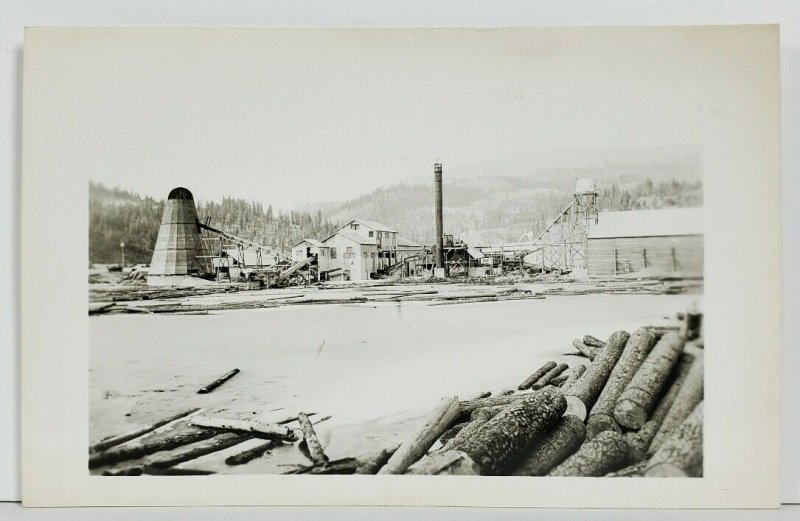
[{"left": 81, "top": 28, "right": 708, "bottom": 479}]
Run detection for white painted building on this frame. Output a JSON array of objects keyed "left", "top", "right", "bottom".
[{"left": 320, "top": 219, "right": 408, "bottom": 281}]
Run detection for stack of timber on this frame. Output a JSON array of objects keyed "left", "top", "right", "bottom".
[
  {"left": 89, "top": 307, "right": 703, "bottom": 477},
  {"left": 378, "top": 306, "right": 704, "bottom": 477}
]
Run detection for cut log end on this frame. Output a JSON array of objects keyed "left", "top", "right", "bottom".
[
  {"left": 564, "top": 395, "right": 587, "bottom": 421},
  {"left": 613, "top": 399, "right": 648, "bottom": 430},
  {"left": 586, "top": 413, "right": 621, "bottom": 440}
]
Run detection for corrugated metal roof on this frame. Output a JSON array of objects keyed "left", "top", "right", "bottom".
[{"left": 587, "top": 207, "right": 703, "bottom": 239}]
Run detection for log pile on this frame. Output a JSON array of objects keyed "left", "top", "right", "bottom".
[{"left": 89, "top": 306, "right": 703, "bottom": 477}]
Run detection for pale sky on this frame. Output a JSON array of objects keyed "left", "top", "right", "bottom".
[{"left": 30, "top": 27, "right": 761, "bottom": 209}]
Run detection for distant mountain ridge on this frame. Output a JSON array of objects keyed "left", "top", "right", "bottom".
[{"left": 89, "top": 146, "right": 703, "bottom": 263}]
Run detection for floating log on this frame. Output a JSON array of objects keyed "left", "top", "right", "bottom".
[
  {"left": 625, "top": 351, "right": 697, "bottom": 461},
  {"left": 549, "top": 373, "right": 569, "bottom": 387},
  {"left": 517, "top": 361, "right": 558, "bottom": 390},
  {"left": 447, "top": 388, "right": 567, "bottom": 475},
  {"left": 531, "top": 363, "right": 569, "bottom": 390},
  {"left": 189, "top": 415, "right": 297, "bottom": 441},
  {"left": 572, "top": 339, "right": 600, "bottom": 361},
  {"left": 468, "top": 391, "right": 492, "bottom": 400},
  {"left": 549, "top": 430, "right": 630, "bottom": 477},
  {"left": 298, "top": 412, "right": 328, "bottom": 466},
  {"left": 587, "top": 329, "right": 657, "bottom": 439},
  {"left": 146, "top": 432, "right": 248, "bottom": 469},
  {"left": 89, "top": 420, "right": 218, "bottom": 469},
  {"left": 197, "top": 368, "right": 240, "bottom": 394},
  {"left": 225, "top": 440, "right": 278, "bottom": 466},
  {"left": 378, "top": 396, "right": 461, "bottom": 474},
  {"left": 564, "top": 331, "right": 630, "bottom": 420},
  {"left": 90, "top": 408, "right": 200, "bottom": 453},
  {"left": 355, "top": 443, "right": 401, "bottom": 474},
  {"left": 498, "top": 389, "right": 515, "bottom": 396},
  {"left": 511, "top": 415, "right": 586, "bottom": 476},
  {"left": 561, "top": 364, "right": 587, "bottom": 393},
  {"left": 645, "top": 402, "right": 703, "bottom": 477},
  {"left": 614, "top": 332, "right": 686, "bottom": 429},
  {"left": 583, "top": 335, "right": 607, "bottom": 348},
  {"left": 649, "top": 352, "right": 704, "bottom": 454}
]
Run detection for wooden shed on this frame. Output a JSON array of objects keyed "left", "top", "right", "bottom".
[{"left": 586, "top": 207, "right": 703, "bottom": 277}]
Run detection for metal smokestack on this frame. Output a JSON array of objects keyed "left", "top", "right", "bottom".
[{"left": 434, "top": 163, "right": 445, "bottom": 272}]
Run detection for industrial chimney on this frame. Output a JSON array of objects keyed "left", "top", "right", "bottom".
[
  {"left": 434, "top": 163, "right": 446, "bottom": 274},
  {"left": 147, "top": 187, "right": 206, "bottom": 286}
]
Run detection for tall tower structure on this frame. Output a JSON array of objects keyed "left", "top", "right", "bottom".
[
  {"left": 434, "top": 163, "right": 446, "bottom": 273},
  {"left": 147, "top": 187, "right": 206, "bottom": 286}
]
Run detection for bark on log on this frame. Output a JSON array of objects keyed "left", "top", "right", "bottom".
[
  {"left": 549, "top": 374, "right": 569, "bottom": 387},
  {"left": 90, "top": 408, "right": 200, "bottom": 453},
  {"left": 645, "top": 402, "right": 703, "bottom": 477},
  {"left": 89, "top": 419, "right": 219, "bottom": 469},
  {"left": 614, "top": 332, "right": 686, "bottom": 429},
  {"left": 225, "top": 440, "right": 278, "bottom": 466},
  {"left": 561, "top": 364, "right": 587, "bottom": 393},
  {"left": 405, "top": 450, "right": 481, "bottom": 475},
  {"left": 438, "top": 422, "right": 467, "bottom": 446},
  {"left": 518, "top": 361, "right": 558, "bottom": 390},
  {"left": 458, "top": 391, "right": 534, "bottom": 417},
  {"left": 378, "top": 396, "right": 461, "bottom": 474},
  {"left": 145, "top": 432, "right": 247, "bottom": 469},
  {"left": 531, "top": 363, "right": 569, "bottom": 390},
  {"left": 197, "top": 368, "right": 240, "bottom": 394},
  {"left": 468, "top": 391, "right": 492, "bottom": 400},
  {"left": 564, "top": 331, "right": 630, "bottom": 420},
  {"left": 441, "top": 418, "right": 489, "bottom": 453},
  {"left": 510, "top": 415, "right": 586, "bottom": 476},
  {"left": 355, "top": 443, "right": 401, "bottom": 474},
  {"left": 297, "top": 412, "right": 328, "bottom": 466},
  {"left": 587, "top": 329, "right": 658, "bottom": 439},
  {"left": 583, "top": 335, "right": 607, "bottom": 348},
  {"left": 447, "top": 388, "right": 567, "bottom": 475},
  {"left": 549, "top": 430, "right": 630, "bottom": 477},
  {"left": 189, "top": 415, "right": 297, "bottom": 441},
  {"left": 625, "top": 351, "right": 697, "bottom": 461},
  {"left": 572, "top": 339, "right": 600, "bottom": 361},
  {"left": 649, "top": 352, "right": 704, "bottom": 454}
]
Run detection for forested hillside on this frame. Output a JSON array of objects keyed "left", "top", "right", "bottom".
[
  {"left": 89, "top": 182, "right": 339, "bottom": 264},
  {"left": 89, "top": 170, "right": 702, "bottom": 265},
  {"left": 328, "top": 176, "right": 703, "bottom": 246}
]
